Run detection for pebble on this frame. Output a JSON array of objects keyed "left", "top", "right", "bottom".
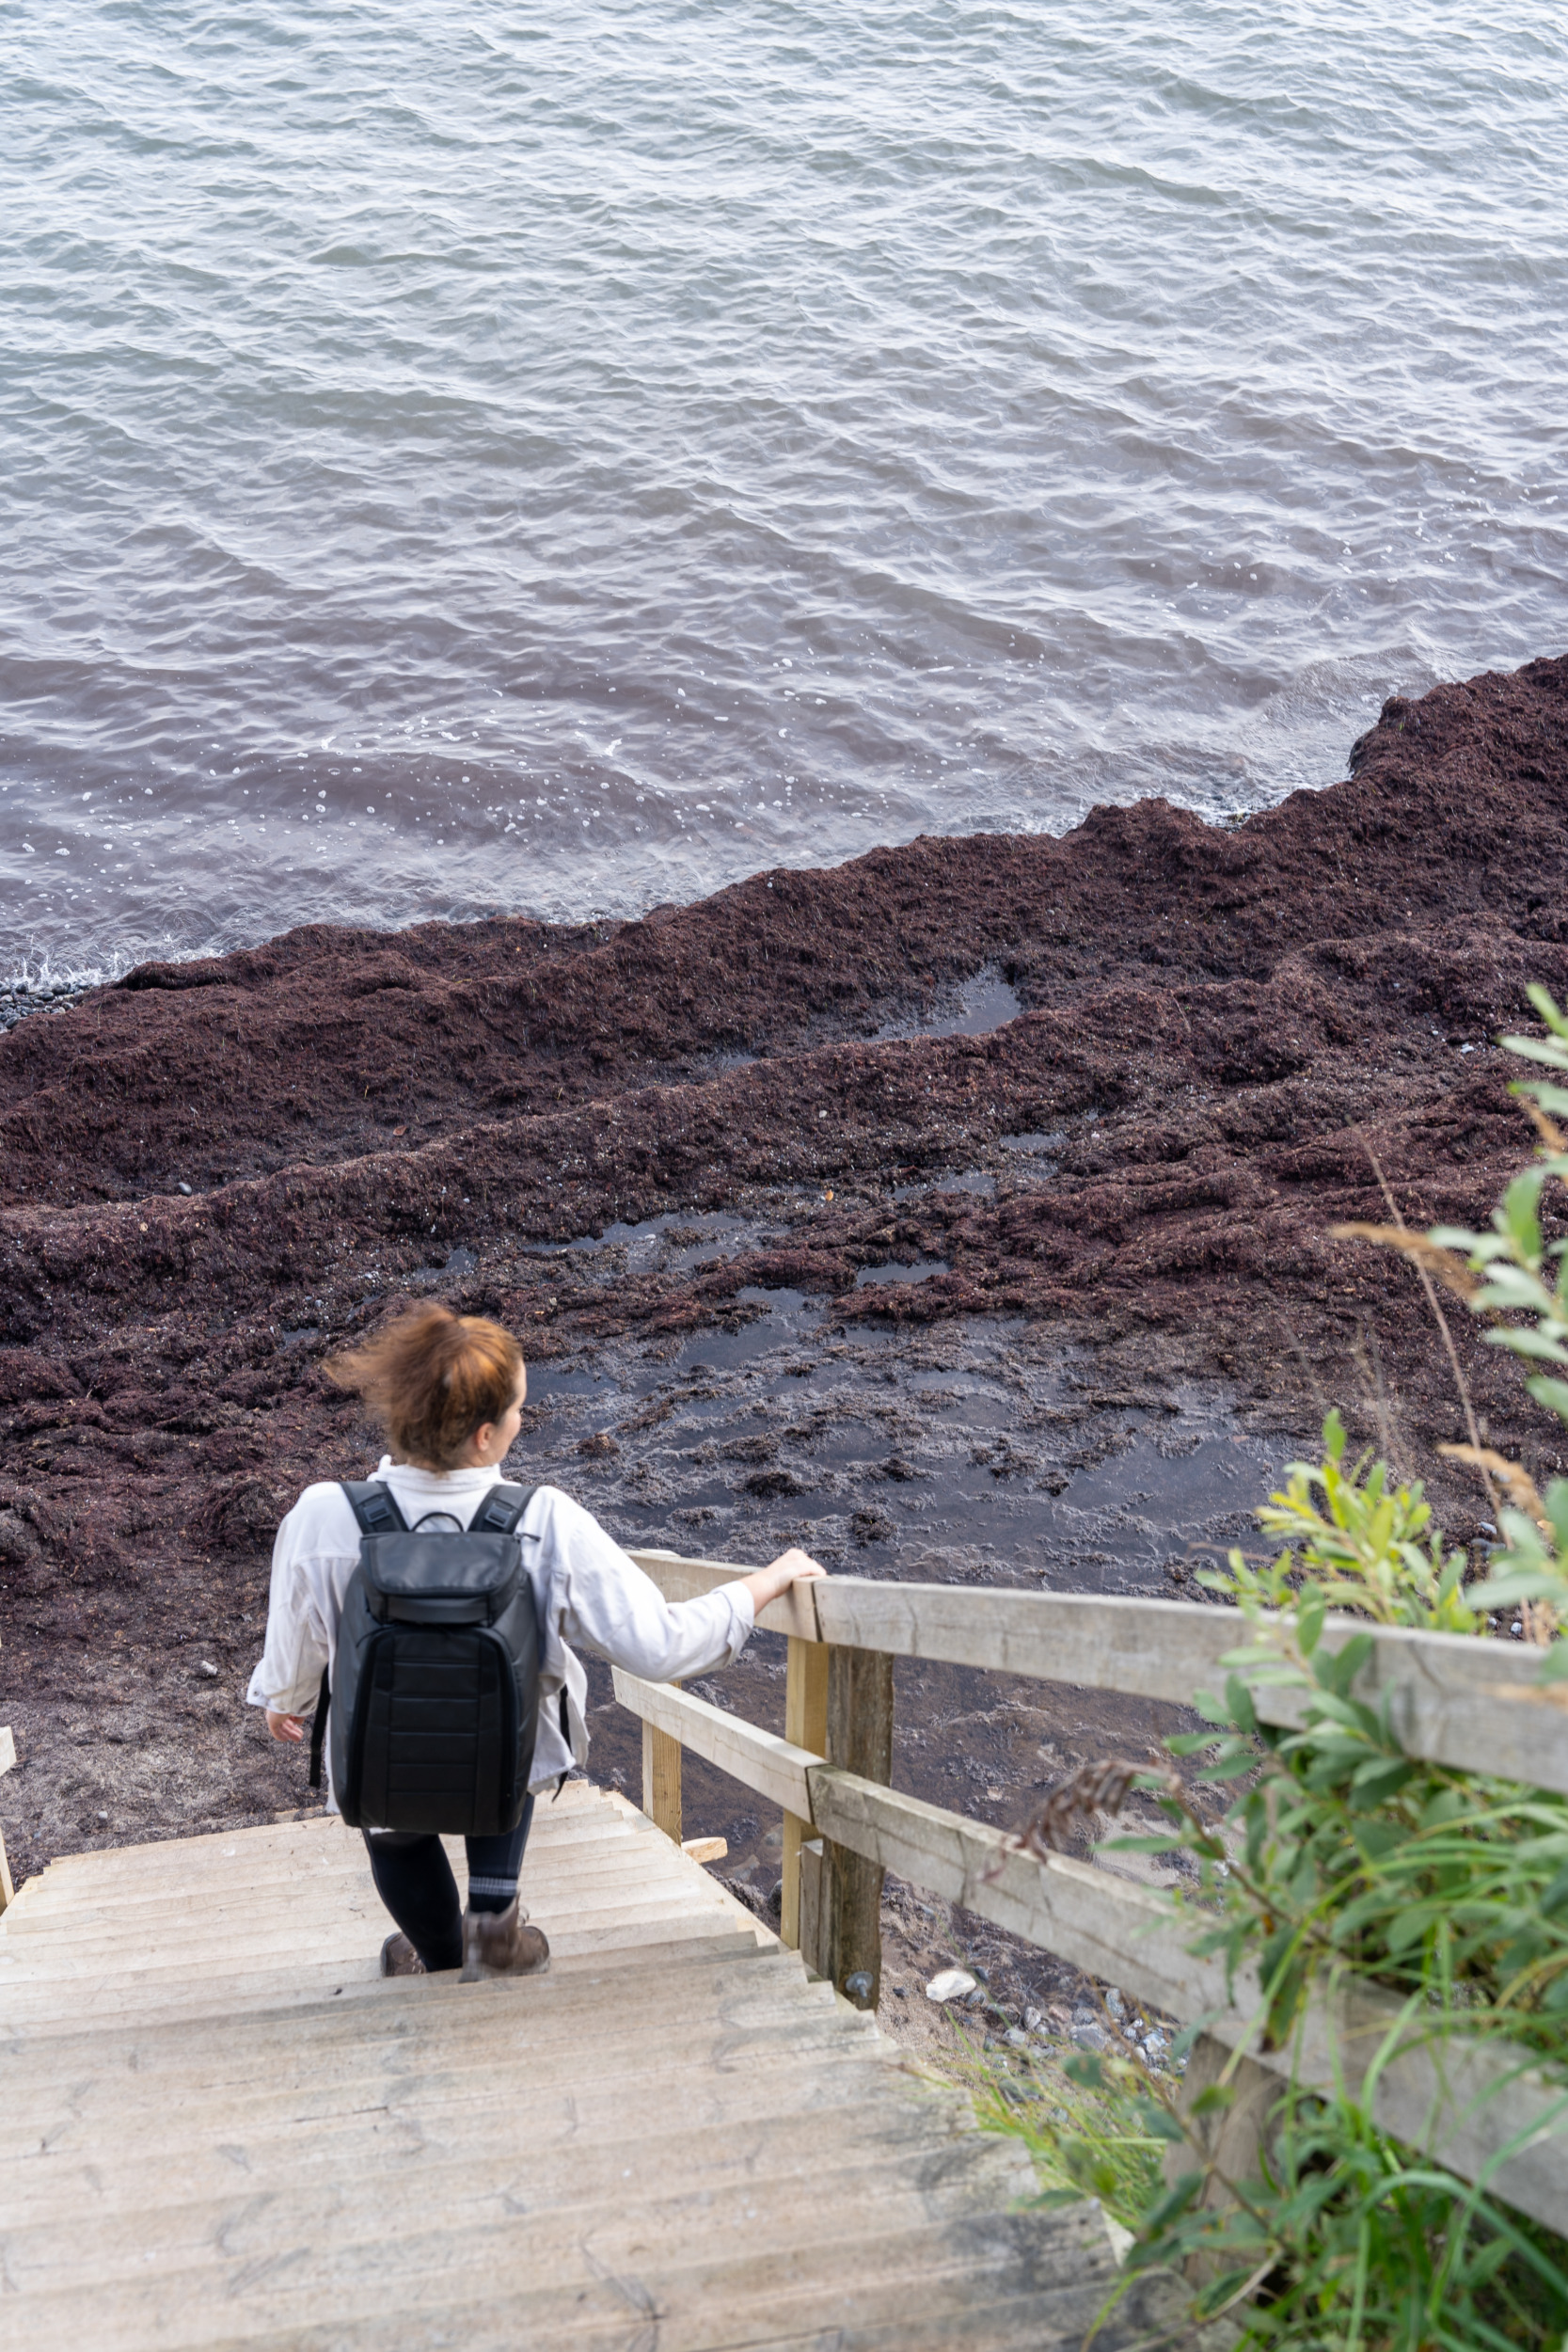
[
  {"left": 1, "top": 981, "right": 86, "bottom": 1028},
  {"left": 197, "top": 1661, "right": 218, "bottom": 1678},
  {"left": 925, "top": 1967, "right": 977, "bottom": 2004}
]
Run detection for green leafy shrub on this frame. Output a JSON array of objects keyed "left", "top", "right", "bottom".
[{"left": 977, "top": 990, "right": 1568, "bottom": 2346}]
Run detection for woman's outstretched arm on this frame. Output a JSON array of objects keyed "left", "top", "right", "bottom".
[{"left": 737, "top": 1547, "right": 826, "bottom": 1617}]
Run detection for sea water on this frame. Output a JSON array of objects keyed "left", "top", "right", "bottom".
[{"left": 2, "top": 0, "right": 1564, "bottom": 977}]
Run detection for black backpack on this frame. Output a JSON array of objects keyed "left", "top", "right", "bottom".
[{"left": 309, "top": 1480, "right": 542, "bottom": 1836}]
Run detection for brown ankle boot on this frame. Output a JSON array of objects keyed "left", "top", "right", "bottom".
[
  {"left": 380, "top": 1931, "right": 427, "bottom": 1979},
  {"left": 460, "top": 1897, "right": 550, "bottom": 1981}
]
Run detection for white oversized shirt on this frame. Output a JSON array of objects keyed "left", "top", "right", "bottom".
[{"left": 245, "top": 1458, "right": 754, "bottom": 1803}]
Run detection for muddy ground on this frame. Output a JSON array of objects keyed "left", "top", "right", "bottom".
[{"left": 3, "top": 651, "right": 1566, "bottom": 2048}]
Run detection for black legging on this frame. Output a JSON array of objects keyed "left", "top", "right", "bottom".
[{"left": 363, "top": 1798, "right": 535, "bottom": 1974}]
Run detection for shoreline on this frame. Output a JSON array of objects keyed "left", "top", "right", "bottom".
[{"left": 3, "top": 648, "right": 1567, "bottom": 2016}]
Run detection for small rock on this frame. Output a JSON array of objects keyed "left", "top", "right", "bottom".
[
  {"left": 964, "top": 1986, "right": 987, "bottom": 2007},
  {"left": 178, "top": 1182, "right": 193, "bottom": 1196},
  {"left": 893, "top": 1984, "right": 908, "bottom": 1998},
  {"left": 1071, "top": 2022, "right": 1109, "bottom": 2052},
  {"left": 1022, "top": 2005, "right": 1043, "bottom": 2031},
  {"left": 1005, "top": 2026, "right": 1029, "bottom": 2049},
  {"left": 925, "top": 1967, "right": 977, "bottom": 2004},
  {"left": 198, "top": 1661, "right": 218, "bottom": 1678},
  {"left": 1105, "top": 1988, "right": 1125, "bottom": 2020},
  {"left": 998, "top": 2076, "right": 1036, "bottom": 2105}
]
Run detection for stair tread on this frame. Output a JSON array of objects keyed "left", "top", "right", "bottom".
[{"left": 0, "top": 1801, "right": 1131, "bottom": 2350}]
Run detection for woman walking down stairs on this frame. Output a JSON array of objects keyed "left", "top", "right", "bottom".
[{"left": 0, "top": 1788, "right": 1219, "bottom": 2349}]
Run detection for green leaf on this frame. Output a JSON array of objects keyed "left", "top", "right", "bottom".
[
  {"left": 1526, "top": 1374, "right": 1568, "bottom": 1427},
  {"left": 1504, "top": 1169, "right": 1547, "bottom": 1267},
  {"left": 1349, "top": 1756, "right": 1415, "bottom": 1804},
  {"left": 1323, "top": 1632, "right": 1375, "bottom": 1698},
  {"left": 1135, "top": 2102, "right": 1188, "bottom": 2144},
  {"left": 1224, "top": 1674, "right": 1257, "bottom": 1734},
  {"left": 1472, "top": 1567, "right": 1568, "bottom": 1609},
  {"left": 1523, "top": 983, "right": 1568, "bottom": 1039},
  {"left": 1137, "top": 2172, "right": 1204, "bottom": 2236},
  {"left": 1296, "top": 1590, "right": 1326, "bottom": 1658},
  {"left": 1188, "top": 2083, "right": 1236, "bottom": 2118}
]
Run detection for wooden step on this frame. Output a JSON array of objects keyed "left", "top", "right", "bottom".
[
  {"left": 3, "top": 2001, "right": 889, "bottom": 2153},
  {"left": 0, "top": 2203, "right": 1143, "bottom": 2352},
  {"left": 0, "top": 1798, "right": 1175, "bottom": 2351}
]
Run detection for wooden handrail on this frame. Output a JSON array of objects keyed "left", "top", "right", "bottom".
[
  {"left": 610, "top": 1667, "right": 1568, "bottom": 2233},
  {"left": 626, "top": 1551, "right": 1568, "bottom": 1798}
]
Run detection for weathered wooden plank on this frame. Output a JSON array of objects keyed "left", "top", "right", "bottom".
[
  {"left": 626, "top": 1549, "right": 822, "bottom": 1642},
  {"left": 807, "top": 1766, "right": 1568, "bottom": 2232},
  {"left": 813, "top": 1648, "right": 893, "bottom": 2006},
  {"left": 628, "top": 1552, "right": 1568, "bottom": 1798},
  {"left": 611, "top": 1669, "right": 819, "bottom": 1818},
  {"left": 641, "top": 1711, "right": 683, "bottom": 1845},
  {"left": 811, "top": 1583, "right": 1568, "bottom": 1794},
  {"left": 781, "top": 1639, "right": 829, "bottom": 1949},
  {"left": 0, "top": 1727, "right": 15, "bottom": 1915}
]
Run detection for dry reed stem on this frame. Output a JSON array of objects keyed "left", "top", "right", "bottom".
[
  {"left": 1520, "top": 1098, "right": 1568, "bottom": 1154},
  {"left": 1343, "top": 1141, "right": 1500, "bottom": 1525},
  {"left": 1438, "top": 1443, "right": 1547, "bottom": 1527},
  {"left": 1329, "top": 1222, "right": 1481, "bottom": 1303},
  {"left": 1012, "top": 1753, "right": 1194, "bottom": 1862}
]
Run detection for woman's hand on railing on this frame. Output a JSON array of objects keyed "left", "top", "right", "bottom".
[{"left": 741, "top": 1547, "right": 827, "bottom": 1617}]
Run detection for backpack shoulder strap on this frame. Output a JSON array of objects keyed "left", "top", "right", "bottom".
[
  {"left": 469, "top": 1481, "right": 537, "bottom": 1537},
  {"left": 341, "top": 1480, "right": 409, "bottom": 1535}
]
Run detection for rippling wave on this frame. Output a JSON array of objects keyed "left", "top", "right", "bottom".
[{"left": 2, "top": 0, "right": 1563, "bottom": 975}]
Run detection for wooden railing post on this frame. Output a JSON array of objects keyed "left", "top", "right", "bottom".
[
  {"left": 781, "top": 1636, "right": 829, "bottom": 1948},
  {"left": 805, "top": 1646, "right": 893, "bottom": 2008},
  {"left": 0, "top": 1722, "right": 16, "bottom": 1915},
  {"left": 641, "top": 1680, "right": 683, "bottom": 1844}
]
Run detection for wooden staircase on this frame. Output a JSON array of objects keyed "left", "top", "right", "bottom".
[{"left": 0, "top": 1782, "right": 1199, "bottom": 2350}]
